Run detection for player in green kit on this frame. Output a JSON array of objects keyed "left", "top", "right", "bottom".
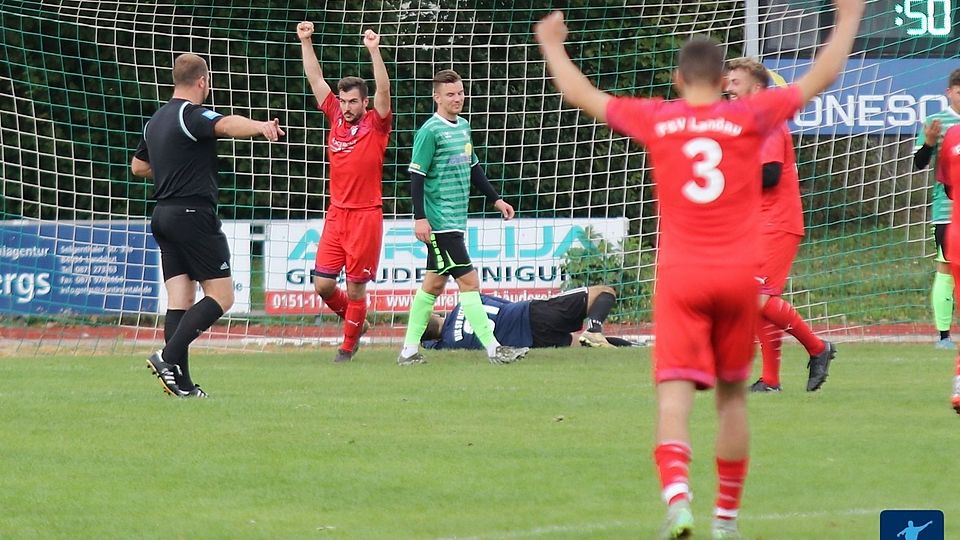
[
  {"left": 915, "top": 68, "right": 960, "bottom": 350},
  {"left": 397, "top": 69, "right": 529, "bottom": 366}
]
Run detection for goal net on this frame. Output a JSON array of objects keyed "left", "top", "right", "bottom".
[{"left": 0, "top": 0, "right": 950, "bottom": 353}]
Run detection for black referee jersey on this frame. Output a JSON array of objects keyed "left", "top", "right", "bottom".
[{"left": 134, "top": 98, "right": 225, "bottom": 206}]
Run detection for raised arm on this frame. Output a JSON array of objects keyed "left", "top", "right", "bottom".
[
  {"left": 297, "top": 21, "right": 332, "bottom": 105},
  {"left": 363, "top": 29, "right": 391, "bottom": 117},
  {"left": 795, "top": 0, "right": 865, "bottom": 104},
  {"left": 534, "top": 11, "right": 610, "bottom": 123}
]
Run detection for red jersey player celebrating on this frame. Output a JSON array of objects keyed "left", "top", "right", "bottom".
[
  {"left": 934, "top": 125, "right": 960, "bottom": 414},
  {"left": 298, "top": 22, "right": 392, "bottom": 362},
  {"left": 535, "top": 2, "right": 863, "bottom": 538},
  {"left": 725, "top": 57, "right": 837, "bottom": 393}
]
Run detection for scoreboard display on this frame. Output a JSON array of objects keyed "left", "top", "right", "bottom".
[
  {"left": 857, "top": 0, "right": 959, "bottom": 56},
  {"left": 862, "top": 0, "right": 954, "bottom": 39},
  {"left": 761, "top": 0, "right": 960, "bottom": 57},
  {"left": 758, "top": 0, "right": 960, "bottom": 134}
]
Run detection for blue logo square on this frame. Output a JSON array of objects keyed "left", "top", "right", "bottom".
[{"left": 880, "top": 510, "right": 944, "bottom": 540}]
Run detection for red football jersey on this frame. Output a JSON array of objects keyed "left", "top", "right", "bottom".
[
  {"left": 938, "top": 124, "right": 960, "bottom": 261},
  {"left": 938, "top": 124, "right": 960, "bottom": 189},
  {"left": 759, "top": 123, "right": 804, "bottom": 236},
  {"left": 318, "top": 92, "right": 392, "bottom": 209},
  {"left": 606, "top": 86, "right": 803, "bottom": 268}
]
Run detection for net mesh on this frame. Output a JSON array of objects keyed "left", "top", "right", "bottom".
[{"left": 0, "top": 0, "right": 953, "bottom": 352}]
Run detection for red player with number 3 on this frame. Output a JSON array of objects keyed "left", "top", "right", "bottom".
[{"left": 535, "top": 2, "right": 864, "bottom": 537}]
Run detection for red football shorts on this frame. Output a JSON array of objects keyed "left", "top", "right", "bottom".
[
  {"left": 654, "top": 264, "right": 759, "bottom": 389},
  {"left": 947, "top": 224, "right": 960, "bottom": 287},
  {"left": 314, "top": 205, "right": 383, "bottom": 283},
  {"left": 757, "top": 231, "right": 802, "bottom": 296},
  {"left": 946, "top": 222, "right": 960, "bottom": 268}
]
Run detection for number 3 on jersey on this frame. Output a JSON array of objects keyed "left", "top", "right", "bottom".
[{"left": 682, "top": 137, "right": 724, "bottom": 204}]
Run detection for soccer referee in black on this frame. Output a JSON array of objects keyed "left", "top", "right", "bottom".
[{"left": 131, "top": 53, "right": 284, "bottom": 398}]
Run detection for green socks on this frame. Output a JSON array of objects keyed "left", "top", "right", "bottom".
[
  {"left": 403, "top": 289, "right": 437, "bottom": 347},
  {"left": 932, "top": 271, "right": 955, "bottom": 332},
  {"left": 460, "top": 291, "right": 499, "bottom": 350},
  {"left": 403, "top": 289, "right": 500, "bottom": 353}
]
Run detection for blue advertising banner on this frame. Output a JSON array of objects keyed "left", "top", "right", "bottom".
[
  {"left": 0, "top": 222, "right": 161, "bottom": 314},
  {"left": 765, "top": 59, "right": 956, "bottom": 135}
]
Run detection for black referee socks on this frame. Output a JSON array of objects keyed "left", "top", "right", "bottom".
[{"left": 162, "top": 297, "right": 224, "bottom": 381}]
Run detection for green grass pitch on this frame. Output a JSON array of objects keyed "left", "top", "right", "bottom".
[{"left": 0, "top": 343, "right": 956, "bottom": 539}]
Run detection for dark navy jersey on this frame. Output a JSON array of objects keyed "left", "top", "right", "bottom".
[
  {"left": 425, "top": 294, "right": 533, "bottom": 349},
  {"left": 134, "top": 98, "right": 224, "bottom": 206}
]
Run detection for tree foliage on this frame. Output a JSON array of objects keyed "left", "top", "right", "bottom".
[{"left": 0, "top": 0, "right": 745, "bottom": 232}]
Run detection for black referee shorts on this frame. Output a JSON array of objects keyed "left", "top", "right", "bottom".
[
  {"left": 529, "top": 288, "right": 589, "bottom": 347},
  {"left": 426, "top": 231, "right": 474, "bottom": 278},
  {"left": 151, "top": 202, "right": 232, "bottom": 282}
]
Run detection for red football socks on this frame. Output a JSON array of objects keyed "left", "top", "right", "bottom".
[
  {"left": 322, "top": 287, "right": 349, "bottom": 319},
  {"left": 757, "top": 317, "right": 783, "bottom": 386},
  {"left": 341, "top": 298, "right": 367, "bottom": 353},
  {"left": 762, "top": 296, "right": 825, "bottom": 356},
  {"left": 654, "top": 442, "right": 692, "bottom": 505},
  {"left": 714, "top": 457, "right": 748, "bottom": 521}
]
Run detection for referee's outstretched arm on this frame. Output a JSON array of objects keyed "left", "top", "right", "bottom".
[{"left": 214, "top": 116, "right": 284, "bottom": 141}]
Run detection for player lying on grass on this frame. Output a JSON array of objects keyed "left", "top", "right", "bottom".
[{"left": 420, "top": 285, "right": 637, "bottom": 350}]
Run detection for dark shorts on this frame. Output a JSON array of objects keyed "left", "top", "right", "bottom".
[
  {"left": 935, "top": 223, "right": 949, "bottom": 263},
  {"left": 529, "top": 288, "right": 589, "bottom": 347},
  {"left": 426, "top": 231, "right": 473, "bottom": 279},
  {"left": 151, "top": 202, "right": 232, "bottom": 282}
]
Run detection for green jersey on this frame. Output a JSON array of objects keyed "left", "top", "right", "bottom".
[
  {"left": 916, "top": 107, "right": 960, "bottom": 223},
  {"left": 408, "top": 113, "right": 480, "bottom": 232}
]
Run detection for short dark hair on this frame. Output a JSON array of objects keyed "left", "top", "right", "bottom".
[
  {"left": 337, "top": 76, "right": 368, "bottom": 98},
  {"left": 172, "top": 53, "right": 208, "bottom": 87},
  {"left": 422, "top": 315, "right": 443, "bottom": 341},
  {"left": 433, "top": 69, "right": 462, "bottom": 90},
  {"left": 726, "top": 57, "right": 770, "bottom": 88},
  {"left": 677, "top": 36, "right": 725, "bottom": 85},
  {"left": 949, "top": 68, "right": 960, "bottom": 88}
]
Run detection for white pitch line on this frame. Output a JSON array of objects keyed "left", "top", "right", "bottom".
[
  {"left": 751, "top": 507, "right": 879, "bottom": 521},
  {"left": 436, "top": 520, "right": 640, "bottom": 540},
  {"left": 436, "top": 508, "right": 880, "bottom": 540}
]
